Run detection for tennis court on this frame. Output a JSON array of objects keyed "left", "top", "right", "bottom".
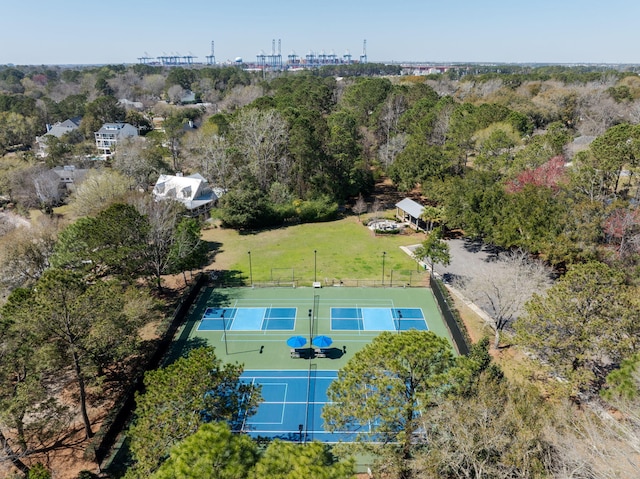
[
  {"left": 198, "top": 307, "right": 297, "bottom": 331},
  {"left": 330, "top": 307, "right": 428, "bottom": 331},
  {"left": 176, "top": 286, "right": 450, "bottom": 442},
  {"left": 239, "top": 370, "right": 362, "bottom": 442}
]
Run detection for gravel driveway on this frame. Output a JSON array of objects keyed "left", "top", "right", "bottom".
[{"left": 404, "top": 237, "right": 505, "bottom": 318}]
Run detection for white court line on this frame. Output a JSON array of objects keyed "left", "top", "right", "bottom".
[{"left": 235, "top": 299, "right": 303, "bottom": 304}]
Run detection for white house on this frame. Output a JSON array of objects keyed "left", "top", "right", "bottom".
[
  {"left": 152, "top": 173, "right": 218, "bottom": 217},
  {"left": 94, "top": 122, "right": 138, "bottom": 156}
]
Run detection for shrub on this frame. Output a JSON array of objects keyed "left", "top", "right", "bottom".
[
  {"left": 295, "top": 197, "right": 339, "bottom": 223},
  {"left": 27, "top": 463, "right": 51, "bottom": 479}
]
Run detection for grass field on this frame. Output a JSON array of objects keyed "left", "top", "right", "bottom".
[{"left": 202, "top": 213, "right": 429, "bottom": 287}]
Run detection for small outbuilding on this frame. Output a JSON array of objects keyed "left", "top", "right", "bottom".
[{"left": 395, "top": 198, "right": 426, "bottom": 231}]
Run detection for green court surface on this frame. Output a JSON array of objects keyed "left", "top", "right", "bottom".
[{"left": 173, "top": 286, "right": 452, "bottom": 371}]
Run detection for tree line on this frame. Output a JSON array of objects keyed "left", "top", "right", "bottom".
[{"left": 0, "top": 196, "right": 208, "bottom": 476}]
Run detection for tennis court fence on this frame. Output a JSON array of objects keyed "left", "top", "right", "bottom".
[
  {"left": 323, "top": 271, "right": 429, "bottom": 288},
  {"left": 209, "top": 270, "right": 429, "bottom": 288},
  {"left": 430, "top": 273, "right": 469, "bottom": 355}
]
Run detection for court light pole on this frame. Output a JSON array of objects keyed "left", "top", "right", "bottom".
[
  {"left": 248, "top": 251, "right": 253, "bottom": 286},
  {"left": 222, "top": 310, "right": 228, "bottom": 354},
  {"left": 308, "top": 308, "right": 313, "bottom": 346},
  {"left": 314, "top": 249, "right": 317, "bottom": 283},
  {"left": 382, "top": 251, "right": 386, "bottom": 287}
]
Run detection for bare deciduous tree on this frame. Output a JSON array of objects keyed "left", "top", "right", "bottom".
[
  {"left": 7, "top": 165, "right": 61, "bottom": 211},
  {"left": 33, "top": 169, "right": 62, "bottom": 211},
  {"left": 548, "top": 401, "right": 640, "bottom": 479},
  {"left": 353, "top": 193, "right": 367, "bottom": 221},
  {"left": 167, "top": 85, "right": 186, "bottom": 105},
  {"left": 141, "top": 74, "right": 166, "bottom": 101},
  {"left": 370, "top": 197, "right": 383, "bottom": 220},
  {"left": 183, "top": 129, "right": 237, "bottom": 189},
  {"left": 455, "top": 249, "right": 553, "bottom": 349},
  {"left": 378, "top": 133, "right": 408, "bottom": 169},
  {"left": 429, "top": 101, "right": 454, "bottom": 146},
  {"left": 0, "top": 216, "right": 58, "bottom": 291},
  {"left": 230, "top": 108, "right": 290, "bottom": 190},
  {"left": 110, "top": 69, "right": 143, "bottom": 101},
  {"left": 575, "top": 87, "right": 624, "bottom": 137},
  {"left": 379, "top": 93, "right": 407, "bottom": 145},
  {"left": 129, "top": 195, "right": 182, "bottom": 291},
  {"left": 218, "top": 85, "right": 263, "bottom": 112},
  {"left": 415, "top": 376, "right": 553, "bottom": 479},
  {"left": 112, "top": 136, "right": 169, "bottom": 190},
  {"left": 195, "top": 78, "right": 222, "bottom": 105}
]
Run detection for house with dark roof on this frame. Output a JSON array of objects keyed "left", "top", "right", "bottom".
[{"left": 395, "top": 198, "right": 426, "bottom": 231}]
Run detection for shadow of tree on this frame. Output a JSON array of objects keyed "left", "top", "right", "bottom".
[{"left": 203, "top": 240, "right": 223, "bottom": 262}]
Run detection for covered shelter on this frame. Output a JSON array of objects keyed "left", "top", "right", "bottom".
[{"left": 395, "top": 198, "right": 426, "bottom": 231}]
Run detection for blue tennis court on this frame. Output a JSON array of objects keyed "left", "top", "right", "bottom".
[
  {"left": 330, "top": 307, "right": 427, "bottom": 331},
  {"left": 198, "top": 307, "right": 297, "bottom": 331},
  {"left": 238, "top": 370, "right": 364, "bottom": 442}
]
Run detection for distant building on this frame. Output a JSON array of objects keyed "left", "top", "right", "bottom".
[
  {"left": 94, "top": 122, "right": 138, "bottom": 156},
  {"left": 118, "top": 98, "right": 144, "bottom": 109},
  {"left": 180, "top": 90, "right": 197, "bottom": 104},
  {"left": 51, "top": 165, "right": 88, "bottom": 190},
  {"left": 152, "top": 173, "right": 218, "bottom": 217},
  {"left": 35, "top": 117, "right": 82, "bottom": 157}
]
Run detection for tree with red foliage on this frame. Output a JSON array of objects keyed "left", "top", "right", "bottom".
[
  {"left": 505, "top": 156, "right": 567, "bottom": 194},
  {"left": 603, "top": 207, "right": 640, "bottom": 258}
]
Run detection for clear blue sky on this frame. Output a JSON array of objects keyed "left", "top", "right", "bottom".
[{"left": 2, "top": 0, "right": 639, "bottom": 65}]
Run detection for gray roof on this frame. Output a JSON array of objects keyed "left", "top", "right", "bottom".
[
  {"left": 45, "top": 117, "right": 82, "bottom": 138},
  {"left": 97, "top": 122, "right": 133, "bottom": 133},
  {"left": 395, "top": 198, "right": 424, "bottom": 219}
]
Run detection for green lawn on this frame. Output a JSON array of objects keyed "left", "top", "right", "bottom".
[{"left": 202, "top": 214, "right": 428, "bottom": 287}]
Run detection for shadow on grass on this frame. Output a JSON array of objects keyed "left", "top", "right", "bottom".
[{"left": 203, "top": 240, "right": 223, "bottom": 262}]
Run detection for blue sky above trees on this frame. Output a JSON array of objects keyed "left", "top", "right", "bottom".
[{"left": 2, "top": 0, "right": 640, "bottom": 65}]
